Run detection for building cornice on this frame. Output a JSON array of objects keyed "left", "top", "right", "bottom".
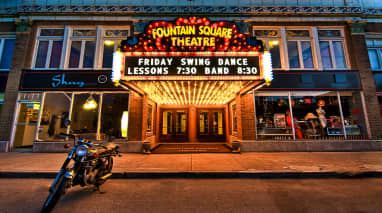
[{"left": 1, "top": 5, "right": 381, "bottom": 17}]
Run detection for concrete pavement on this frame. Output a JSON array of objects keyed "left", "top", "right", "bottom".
[
  {"left": 2, "top": 178, "right": 382, "bottom": 213},
  {"left": 1, "top": 152, "right": 382, "bottom": 178}
]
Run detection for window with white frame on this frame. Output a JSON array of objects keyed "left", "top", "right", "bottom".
[
  {"left": 33, "top": 28, "right": 64, "bottom": 69},
  {"left": 366, "top": 39, "right": 382, "bottom": 71},
  {"left": 286, "top": 30, "right": 314, "bottom": 69},
  {"left": 68, "top": 29, "right": 97, "bottom": 69},
  {"left": 318, "top": 29, "right": 347, "bottom": 69},
  {"left": 253, "top": 29, "right": 282, "bottom": 68},
  {"left": 102, "top": 29, "right": 130, "bottom": 68},
  {"left": 0, "top": 37, "right": 15, "bottom": 70},
  {"left": 36, "top": 92, "right": 130, "bottom": 142}
]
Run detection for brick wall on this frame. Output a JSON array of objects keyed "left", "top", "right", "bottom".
[
  {"left": 0, "top": 27, "right": 34, "bottom": 141},
  {"left": 234, "top": 95, "right": 243, "bottom": 140},
  {"left": 349, "top": 33, "right": 382, "bottom": 138},
  {"left": 240, "top": 93, "right": 256, "bottom": 140},
  {"left": 0, "top": 23, "right": 15, "bottom": 33},
  {"left": 366, "top": 23, "right": 382, "bottom": 33},
  {"left": 127, "top": 91, "right": 143, "bottom": 141}
]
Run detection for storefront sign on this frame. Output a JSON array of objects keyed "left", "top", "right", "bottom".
[
  {"left": 51, "top": 74, "right": 85, "bottom": 88},
  {"left": 124, "top": 55, "right": 260, "bottom": 76},
  {"left": 113, "top": 17, "right": 272, "bottom": 82},
  {"left": 20, "top": 70, "right": 121, "bottom": 91},
  {"left": 261, "top": 71, "right": 361, "bottom": 90},
  {"left": 121, "top": 17, "right": 263, "bottom": 52}
]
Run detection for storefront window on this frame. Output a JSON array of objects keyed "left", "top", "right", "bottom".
[
  {"left": 71, "top": 93, "right": 100, "bottom": 140},
  {"left": 0, "top": 38, "right": 15, "bottom": 70},
  {"left": 318, "top": 29, "right": 347, "bottom": 69},
  {"left": 288, "top": 41, "right": 300, "bottom": 68},
  {"left": 255, "top": 92, "right": 292, "bottom": 139},
  {"left": 368, "top": 49, "right": 381, "bottom": 70},
  {"left": 100, "top": 93, "right": 129, "bottom": 141},
  {"left": 266, "top": 40, "right": 281, "bottom": 68},
  {"left": 255, "top": 91, "right": 366, "bottom": 140},
  {"left": 287, "top": 30, "right": 314, "bottom": 69},
  {"left": 320, "top": 41, "right": 332, "bottom": 68},
  {"left": 37, "top": 93, "right": 71, "bottom": 141},
  {"left": 254, "top": 29, "right": 281, "bottom": 69},
  {"left": 68, "top": 29, "right": 96, "bottom": 68},
  {"left": 340, "top": 92, "right": 367, "bottom": 139},
  {"left": 102, "top": 41, "right": 114, "bottom": 68},
  {"left": 34, "top": 28, "right": 64, "bottom": 69},
  {"left": 291, "top": 91, "right": 342, "bottom": 139},
  {"left": 102, "top": 29, "right": 129, "bottom": 68},
  {"left": 103, "top": 40, "right": 122, "bottom": 68},
  {"left": 366, "top": 39, "right": 382, "bottom": 71}
]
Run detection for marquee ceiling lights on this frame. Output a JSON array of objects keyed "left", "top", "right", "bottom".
[{"left": 134, "top": 80, "right": 253, "bottom": 105}]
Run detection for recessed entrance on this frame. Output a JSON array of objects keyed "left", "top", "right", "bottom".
[
  {"left": 197, "top": 109, "right": 225, "bottom": 142},
  {"left": 160, "top": 109, "right": 188, "bottom": 142},
  {"left": 158, "top": 107, "right": 226, "bottom": 143}
]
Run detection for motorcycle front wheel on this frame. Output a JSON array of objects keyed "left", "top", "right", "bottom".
[{"left": 41, "top": 176, "right": 67, "bottom": 213}]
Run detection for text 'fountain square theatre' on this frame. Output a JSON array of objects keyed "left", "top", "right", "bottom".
[
  {"left": 3, "top": 1, "right": 382, "bottom": 153},
  {"left": 110, "top": 17, "right": 273, "bottom": 153}
]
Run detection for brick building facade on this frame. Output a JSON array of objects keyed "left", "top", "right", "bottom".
[{"left": 0, "top": 1, "right": 382, "bottom": 153}]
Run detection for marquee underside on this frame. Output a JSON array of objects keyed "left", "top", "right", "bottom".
[{"left": 123, "top": 80, "right": 264, "bottom": 105}]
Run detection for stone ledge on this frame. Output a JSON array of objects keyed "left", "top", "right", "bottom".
[{"left": 241, "top": 140, "right": 382, "bottom": 152}]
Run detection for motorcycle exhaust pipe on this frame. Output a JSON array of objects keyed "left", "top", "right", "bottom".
[{"left": 99, "top": 173, "right": 112, "bottom": 180}]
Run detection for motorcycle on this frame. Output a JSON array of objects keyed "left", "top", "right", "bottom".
[{"left": 41, "top": 120, "right": 121, "bottom": 213}]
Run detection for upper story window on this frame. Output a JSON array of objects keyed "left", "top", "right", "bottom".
[
  {"left": 318, "top": 29, "right": 347, "bottom": 69},
  {"left": 254, "top": 29, "right": 281, "bottom": 68},
  {"left": 286, "top": 30, "right": 314, "bottom": 69},
  {"left": 102, "top": 29, "right": 130, "bottom": 68},
  {"left": 33, "top": 28, "right": 64, "bottom": 69},
  {"left": 253, "top": 26, "right": 348, "bottom": 70},
  {"left": 68, "top": 29, "right": 97, "bottom": 69},
  {"left": 0, "top": 37, "right": 15, "bottom": 70},
  {"left": 366, "top": 39, "right": 382, "bottom": 71}
]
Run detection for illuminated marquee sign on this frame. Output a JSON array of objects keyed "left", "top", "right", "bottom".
[{"left": 112, "top": 17, "right": 273, "bottom": 82}]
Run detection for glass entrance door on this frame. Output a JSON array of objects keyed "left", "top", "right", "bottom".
[
  {"left": 160, "top": 109, "right": 188, "bottom": 142},
  {"left": 13, "top": 102, "right": 40, "bottom": 148},
  {"left": 197, "top": 109, "right": 225, "bottom": 142}
]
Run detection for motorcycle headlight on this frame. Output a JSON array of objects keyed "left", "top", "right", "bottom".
[{"left": 76, "top": 145, "right": 88, "bottom": 157}]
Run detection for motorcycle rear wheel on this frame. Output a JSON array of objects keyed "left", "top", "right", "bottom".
[{"left": 41, "top": 176, "right": 67, "bottom": 213}]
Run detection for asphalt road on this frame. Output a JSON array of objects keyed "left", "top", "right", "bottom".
[{"left": 0, "top": 178, "right": 381, "bottom": 213}]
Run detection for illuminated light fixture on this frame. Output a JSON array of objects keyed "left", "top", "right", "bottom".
[
  {"left": 33, "top": 104, "right": 40, "bottom": 110},
  {"left": 133, "top": 81, "right": 253, "bottom": 105},
  {"left": 104, "top": 40, "right": 115, "bottom": 45},
  {"left": 83, "top": 94, "right": 98, "bottom": 110},
  {"left": 270, "top": 40, "right": 279, "bottom": 45},
  {"left": 112, "top": 51, "right": 122, "bottom": 85},
  {"left": 121, "top": 111, "right": 128, "bottom": 138},
  {"left": 263, "top": 51, "right": 273, "bottom": 85}
]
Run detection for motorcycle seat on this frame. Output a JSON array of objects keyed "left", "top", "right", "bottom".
[
  {"left": 96, "top": 143, "right": 118, "bottom": 153},
  {"left": 103, "top": 143, "right": 118, "bottom": 150}
]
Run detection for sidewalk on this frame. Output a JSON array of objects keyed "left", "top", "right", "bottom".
[{"left": 0, "top": 152, "right": 382, "bottom": 178}]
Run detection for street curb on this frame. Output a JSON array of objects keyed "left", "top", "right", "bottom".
[{"left": 1, "top": 171, "right": 382, "bottom": 179}]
